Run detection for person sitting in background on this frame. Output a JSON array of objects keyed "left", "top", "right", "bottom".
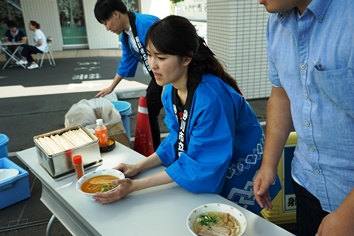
[
  {"left": 3, "top": 20, "right": 27, "bottom": 64},
  {"left": 16, "top": 20, "right": 47, "bottom": 69},
  {"left": 93, "top": 15, "right": 281, "bottom": 214}
]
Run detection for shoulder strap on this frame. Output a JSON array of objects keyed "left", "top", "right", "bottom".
[
  {"left": 127, "top": 12, "right": 154, "bottom": 79},
  {"left": 172, "top": 77, "right": 201, "bottom": 157}
]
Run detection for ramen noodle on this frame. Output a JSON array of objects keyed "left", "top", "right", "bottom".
[
  {"left": 193, "top": 211, "right": 241, "bottom": 236},
  {"left": 81, "top": 174, "right": 119, "bottom": 193}
]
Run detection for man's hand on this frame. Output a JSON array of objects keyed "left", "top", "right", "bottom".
[
  {"left": 316, "top": 209, "right": 354, "bottom": 236},
  {"left": 95, "top": 87, "right": 113, "bottom": 97},
  {"left": 316, "top": 189, "right": 354, "bottom": 236},
  {"left": 253, "top": 167, "right": 277, "bottom": 210}
]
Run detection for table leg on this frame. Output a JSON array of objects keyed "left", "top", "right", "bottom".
[
  {"left": 2, "top": 46, "right": 25, "bottom": 70},
  {"left": 46, "top": 214, "right": 56, "bottom": 236}
]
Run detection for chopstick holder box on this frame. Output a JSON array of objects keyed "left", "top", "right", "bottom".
[{"left": 33, "top": 125, "right": 102, "bottom": 180}]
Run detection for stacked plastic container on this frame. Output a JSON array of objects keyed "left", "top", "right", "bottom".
[
  {"left": 0, "top": 134, "right": 31, "bottom": 209},
  {"left": 111, "top": 101, "right": 133, "bottom": 141}
]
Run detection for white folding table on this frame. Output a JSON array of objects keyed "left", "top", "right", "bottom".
[
  {"left": 1, "top": 42, "right": 25, "bottom": 70},
  {"left": 17, "top": 143, "right": 294, "bottom": 236}
]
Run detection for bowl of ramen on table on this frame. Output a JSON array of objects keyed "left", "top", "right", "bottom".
[
  {"left": 76, "top": 169, "right": 125, "bottom": 201},
  {"left": 187, "top": 203, "right": 247, "bottom": 236}
]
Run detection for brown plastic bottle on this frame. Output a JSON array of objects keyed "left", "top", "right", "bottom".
[
  {"left": 95, "top": 119, "right": 108, "bottom": 147},
  {"left": 73, "top": 155, "right": 84, "bottom": 179}
]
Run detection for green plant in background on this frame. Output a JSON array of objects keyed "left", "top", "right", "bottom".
[
  {"left": 170, "top": 0, "right": 185, "bottom": 3},
  {"left": 122, "top": 0, "right": 138, "bottom": 12}
]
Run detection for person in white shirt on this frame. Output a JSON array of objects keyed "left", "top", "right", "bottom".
[{"left": 16, "top": 20, "right": 48, "bottom": 69}]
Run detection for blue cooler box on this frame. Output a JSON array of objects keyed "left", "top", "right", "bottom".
[
  {"left": 0, "top": 134, "right": 9, "bottom": 158},
  {"left": 0, "top": 157, "right": 31, "bottom": 209}
]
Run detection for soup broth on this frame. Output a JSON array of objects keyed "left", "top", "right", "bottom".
[
  {"left": 81, "top": 174, "right": 119, "bottom": 193},
  {"left": 193, "top": 211, "right": 241, "bottom": 236}
]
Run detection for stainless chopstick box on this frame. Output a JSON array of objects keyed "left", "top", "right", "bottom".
[{"left": 33, "top": 125, "right": 102, "bottom": 180}]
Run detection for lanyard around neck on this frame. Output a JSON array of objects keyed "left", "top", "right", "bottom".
[
  {"left": 11, "top": 29, "right": 19, "bottom": 39},
  {"left": 172, "top": 79, "right": 201, "bottom": 157},
  {"left": 126, "top": 12, "right": 154, "bottom": 79}
]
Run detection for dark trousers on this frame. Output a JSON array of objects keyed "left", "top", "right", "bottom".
[
  {"left": 146, "top": 77, "right": 163, "bottom": 150},
  {"left": 21, "top": 44, "right": 42, "bottom": 63},
  {"left": 292, "top": 179, "right": 329, "bottom": 236}
]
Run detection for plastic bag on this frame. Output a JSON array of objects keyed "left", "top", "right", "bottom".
[{"left": 64, "top": 97, "right": 130, "bottom": 147}]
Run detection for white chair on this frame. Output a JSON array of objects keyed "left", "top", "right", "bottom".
[{"left": 37, "top": 36, "right": 56, "bottom": 68}]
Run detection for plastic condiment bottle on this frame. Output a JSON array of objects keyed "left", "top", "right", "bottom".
[
  {"left": 95, "top": 118, "right": 108, "bottom": 147},
  {"left": 73, "top": 155, "right": 84, "bottom": 179}
]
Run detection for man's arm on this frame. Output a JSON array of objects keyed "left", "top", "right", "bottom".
[
  {"left": 254, "top": 86, "right": 294, "bottom": 210},
  {"left": 4, "top": 32, "right": 9, "bottom": 42},
  {"left": 95, "top": 73, "right": 124, "bottom": 97},
  {"left": 20, "top": 36, "right": 27, "bottom": 43},
  {"left": 316, "top": 188, "right": 354, "bottom": 236}
]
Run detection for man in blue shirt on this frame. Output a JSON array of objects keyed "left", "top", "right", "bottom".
[
  {"left": 3, "top": 20, "right": 27, "bottom": 64},
  {"left": 94, "top": 0, "right": 163, "bottom": 150},
  {"left": 254, "top": 0, "right": 354, "bottom": 235}
]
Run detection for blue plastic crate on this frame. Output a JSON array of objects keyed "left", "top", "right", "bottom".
[{"left": 0, "top": 157, "right": 31, "bottom": 209}]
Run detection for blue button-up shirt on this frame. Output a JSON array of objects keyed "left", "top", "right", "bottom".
[{"left": 266, "top": 0, "right": 354, "bottom": 212}]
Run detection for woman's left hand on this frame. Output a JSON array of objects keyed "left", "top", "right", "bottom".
[{"left": 93, "top": 178, "right": 134, "bottom": 204}]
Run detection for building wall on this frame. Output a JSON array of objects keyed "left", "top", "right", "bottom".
[
  {"left": 19, "top": 0, "right": 171, "bottom": 51},
  {"left": 176, "top": 0, "right": 207, "bottom": 21},
  {"left": 140, "top": 0, "right": 172, "bottom": 19},
  {"left": 20, "top": 0, "right": 63, "bottom": 51},
  {"left": 207, "top": 0, "right": 271, "bottom": 99},
  {"left": 83, "top": 0, "right": 119, "bottom": 49}
]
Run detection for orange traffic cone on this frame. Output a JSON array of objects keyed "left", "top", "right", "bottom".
[{"left": 134, "top": 96, "right": 154, "bottom": 156}]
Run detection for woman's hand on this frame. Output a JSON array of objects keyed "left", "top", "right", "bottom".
[
  {"left": 93, "top": 170, "right": 174, "bottom": 204},
  {"left": 114, "top": 163, "right": 140, "bottom": 178},
  {"left": 93, "top": 154, "right": 169, "bottom": 205},
  {"left": 93, "top": 178, "right": 135, "bottom": 204}
]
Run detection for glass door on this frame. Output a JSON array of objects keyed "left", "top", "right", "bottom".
[
  {"left": 57, "top": 0, "right": 88, "bottom": 49},
  {"left": 0, "top": 0, "right": 26, "bottom": 39}
]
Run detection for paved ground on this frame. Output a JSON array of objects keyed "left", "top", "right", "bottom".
[{"left": 0, "top": 50, "right": 296, "bottom": 235}]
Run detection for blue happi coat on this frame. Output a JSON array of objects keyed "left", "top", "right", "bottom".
[{"left": 156, "top": 73, "right": 281, "bottom": 214}]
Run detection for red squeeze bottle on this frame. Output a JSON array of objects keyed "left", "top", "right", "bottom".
[
  {"left": 95, "top": 118, "right": 108, "bottom": 147},
  {"left": 73, "top": 155, "right": 84, "bottom": 179}
]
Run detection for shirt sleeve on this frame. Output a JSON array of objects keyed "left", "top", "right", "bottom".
[
  {"left": 266, "top": 17, "right": 282, "bottom": 88},
  {"left": 4, "top": 30, "right": 11, "bottom": 40},
  {"left": 19, "top": 30, "right": 27, "bottom": 38},
  {"left": 117, "top": 34, "right": 139, "bottom": 77}
]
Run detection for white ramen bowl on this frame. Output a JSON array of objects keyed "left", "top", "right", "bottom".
[
  {"left": 76, "top": 168, "right": 125, "bottom": 201},
  {"left": 187, "top": 203, "right": 247, "bottom": 236}
]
